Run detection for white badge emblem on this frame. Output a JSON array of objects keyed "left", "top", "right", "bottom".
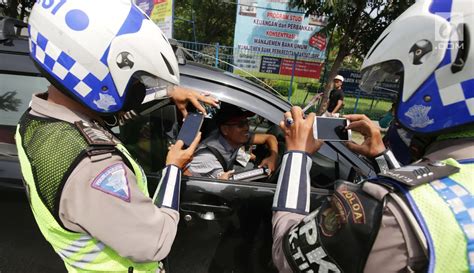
[
  {"left": 94, "top": 93, "right": 117, "bottom": 111},
  {"left": 405, "top": 104, "right": 434, "bottom": 128}
]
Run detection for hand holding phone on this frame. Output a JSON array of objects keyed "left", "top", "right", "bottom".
[
  {"left": 313, "top": 116, "right": 352, "bottom": 141},
  {"left": 177, "top": 112, "right": 204, "bottom": 148}
]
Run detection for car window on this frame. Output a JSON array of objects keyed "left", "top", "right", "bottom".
[
  {"left": 0, "top": 73, "right": 49, "bottom": 144},
  {"left": 117, "top": 100, "right": 356, "bottom": 187}
]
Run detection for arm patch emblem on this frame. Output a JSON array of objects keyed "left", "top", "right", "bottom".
[{"left": 91, "top": 163, "right": 130, "bottom": 202}]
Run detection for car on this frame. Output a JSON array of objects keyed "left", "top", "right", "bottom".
[{"left": 0, "top": 16, "right": 375, "bottom": 272}]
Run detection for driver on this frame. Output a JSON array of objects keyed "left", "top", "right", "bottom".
[{"left": 187, "top": 103, "right": 279, "bottom": 180}]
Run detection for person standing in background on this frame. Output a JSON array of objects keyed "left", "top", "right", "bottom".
[{"left": 323, "top": 75, "right": 345, "bottom": 117}]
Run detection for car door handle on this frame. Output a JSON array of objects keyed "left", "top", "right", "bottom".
[{"left": 180, "top": 202, "right": 233, "bottom": 220}]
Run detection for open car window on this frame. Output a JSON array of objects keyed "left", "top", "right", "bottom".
[{"left": 117, "top": 100, "right": 365, "bottom": 188}]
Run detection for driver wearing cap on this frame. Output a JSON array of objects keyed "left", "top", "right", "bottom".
[{"left": 187, "top": 103, "right": 278, "bottom": 180}]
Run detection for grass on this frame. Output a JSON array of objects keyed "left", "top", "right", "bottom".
[{"left": 287, "top": 91, "right": 393, "bottom": 121}]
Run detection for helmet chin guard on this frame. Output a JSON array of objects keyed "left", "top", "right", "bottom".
[
  {"left": 360, "top": 0, "right": 473, "bottom": 135},
  {"left": 28, "top": 0, "right": 179, "bottom": 114}
]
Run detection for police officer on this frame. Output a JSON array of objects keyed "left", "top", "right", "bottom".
[
  {"left": 15, "top": 1, "right": 217, "bottom": 272},
  {"left": 272, "top": 0, "right": 474, "bottom": 272}
]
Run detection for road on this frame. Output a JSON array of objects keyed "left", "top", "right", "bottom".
[{"left": 0, "top": 190, "right": 63, "bottom": 273}]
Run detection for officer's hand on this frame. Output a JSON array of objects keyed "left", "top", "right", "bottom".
[
  {"left": 169, "top": 86, "right": 219, "bottom": 117},
  {"left": 279, "top": 106, "right": 323, "bottom": 154},
  {"left": 344, "top": 114, "right": 385, "bottom": 157},
  {"left": 166, "top": 133, "right": 201, "bottom": 169}
]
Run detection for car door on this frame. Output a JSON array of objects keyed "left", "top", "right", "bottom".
[{"left": 119, "top": 63, "right": 374, "bottom": 273}]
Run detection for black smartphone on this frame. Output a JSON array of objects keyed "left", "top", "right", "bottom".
[
  {"left": 177, "top": 113, "right": 204, "bottom": 148},
  {"left": 313, "top": 116, "right": 352, "bottom": 141}
]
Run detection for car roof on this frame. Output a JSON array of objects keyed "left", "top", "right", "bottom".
[{"left": 179, "top": 62, "right": 290, "bottom": 124}]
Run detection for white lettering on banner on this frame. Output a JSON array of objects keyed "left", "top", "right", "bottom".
[
  {"left": 306, "top": 247, "right": 341, "bottom": 273},
  {"left": 299, "top": 219, "right": 318, "bottom": 245}
]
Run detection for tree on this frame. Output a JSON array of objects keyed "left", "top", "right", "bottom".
[
  {"left": 173, "top": 0, "right": 237, "bottom": 46},
  {"left": 290, "top": 0, "right": 414, "bottom": 114},
  {"left": 0, "top": 0, "right": 35, "bottom": 20},
  {"left": 0, "top": 91, "right": 21, "bottom": 112}
]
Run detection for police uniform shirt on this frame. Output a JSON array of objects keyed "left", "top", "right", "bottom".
[
  {"left": 28, "top": 93, "right": 179, "bottom": 262},
  {"left": 272, "top": 182, "right": 426, "bottom": 272}
]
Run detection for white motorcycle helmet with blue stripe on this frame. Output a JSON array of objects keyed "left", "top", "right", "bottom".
[
  {"left": 28, "top": 0, "right": 179, "bottom": 114},
  {"left": 360, "top": 0, "right": 473, "bottom": 135}
]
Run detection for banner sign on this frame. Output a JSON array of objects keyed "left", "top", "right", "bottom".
[
  {"left": 233, "top": 0, "right": 328, "bottom": 82},
  {"left": 135, "top": 0, "right": 174, "bottom": 38}
]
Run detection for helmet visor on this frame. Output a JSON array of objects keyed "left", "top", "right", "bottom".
[
  {"left": 359, "top": 60, "right": 404, "bottom": 98},
  {"left": 138, "top": 74, "right": 176, "bottom": 104}
]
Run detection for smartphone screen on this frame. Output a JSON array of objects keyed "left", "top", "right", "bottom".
[
  {"left": 177, "top": 113, "right": 204, "bottom": 148},
  {"left": 313, "top": 117, "right": 351, "bottom": 141}
]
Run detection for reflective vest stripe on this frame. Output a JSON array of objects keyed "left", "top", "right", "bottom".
[
  {"left": 429, "top": 177, "right": 474, "bottom": 271},
  {"left": 406, "top": 159, "right": 474, "bottom": 273},
  {"left": 58, "top": 235, "right": 106, "bottom": 269}
]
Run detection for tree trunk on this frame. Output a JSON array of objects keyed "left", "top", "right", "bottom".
[{"left": 317, "top": 45, "right": 349, "bottom": 115}]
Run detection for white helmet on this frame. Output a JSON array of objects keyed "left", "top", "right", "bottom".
[
  {"left": 334, "top": 75, "right": 344, "bottom": 82},
  {"left": 28, "top": 0, "right": 179, "bottom": 114},
  {"left": 360, "top": 0, "right": 473, "bottom": 134}
]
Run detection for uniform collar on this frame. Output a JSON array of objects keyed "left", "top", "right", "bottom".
[{"left": 30, "top": 93, "right": 94, "bottom": 124}]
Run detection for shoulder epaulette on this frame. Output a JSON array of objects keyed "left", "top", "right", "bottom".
[
  {"left": 379, "top": 160, "right": 460, "bottom": 187},
  {"left": 75, "top": 120, "right": 116, "bottom": 146}
]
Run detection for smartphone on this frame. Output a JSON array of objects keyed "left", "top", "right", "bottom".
[
  {"left": 313, "top": 116, "right": 351, "bottom": 141},
  {"left": 177, "top": 113, "right": 204, "bottom": 148}
]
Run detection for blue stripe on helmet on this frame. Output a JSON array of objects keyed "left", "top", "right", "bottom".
[
  {"left": 36, "top": 32, "right": 48, "bottom": 50},
  {"left": 44, "top": 55, "right": 56, "bottom": 70},
  {"left": 429, "top": 0, "right": 453, "bottom": 16},
  {"left": 462, "top": 79, "right": 474, "bottom": 99},
  {"left": 57, "top": 52, "right": 76, "bottom": 70},
  {"left": 100, "top": 46, "right": 111, "bottom": 66},
  {"left": 116, "top": 5, "right": 145, "bottom": 37}
]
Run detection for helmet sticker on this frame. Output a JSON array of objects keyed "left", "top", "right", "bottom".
[
  {"left": 94, "top": 93, "right": 117, "bottom": 111},
  {"left": 65, "top": 9, "right": 89, "bottom": 31},
  {"left": 405, "top": 104, "right": 435, "bottom": 128}
]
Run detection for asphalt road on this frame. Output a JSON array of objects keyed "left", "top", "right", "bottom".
[{"left": 0, "top": 190, "right": 64, "bottom": 273}]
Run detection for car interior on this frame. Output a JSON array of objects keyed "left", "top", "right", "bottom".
[{"left": 118, "top": 99, "right": 349, "bottom": 190}]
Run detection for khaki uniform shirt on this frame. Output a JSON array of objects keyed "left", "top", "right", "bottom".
[
  {"left": 29, "top": 93, "right": 179, "bottom": 262},
  {"left": 271, "top": 141, "right": 474, "bottom": 272}
]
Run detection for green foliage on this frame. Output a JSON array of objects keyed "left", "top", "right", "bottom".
[
  {"left": 173, "top": 0, "right": 237, "bottom": 46},
  {"left": 267, "top": 80, "right": 298, "bottom": 97},
  {"left": 289, "top": 0, "right": 415, "bottom": 60}
]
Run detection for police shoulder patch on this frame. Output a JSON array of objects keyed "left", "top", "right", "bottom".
[{"left": 91, "top": 163, "right": 130, "bottom": 202}]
